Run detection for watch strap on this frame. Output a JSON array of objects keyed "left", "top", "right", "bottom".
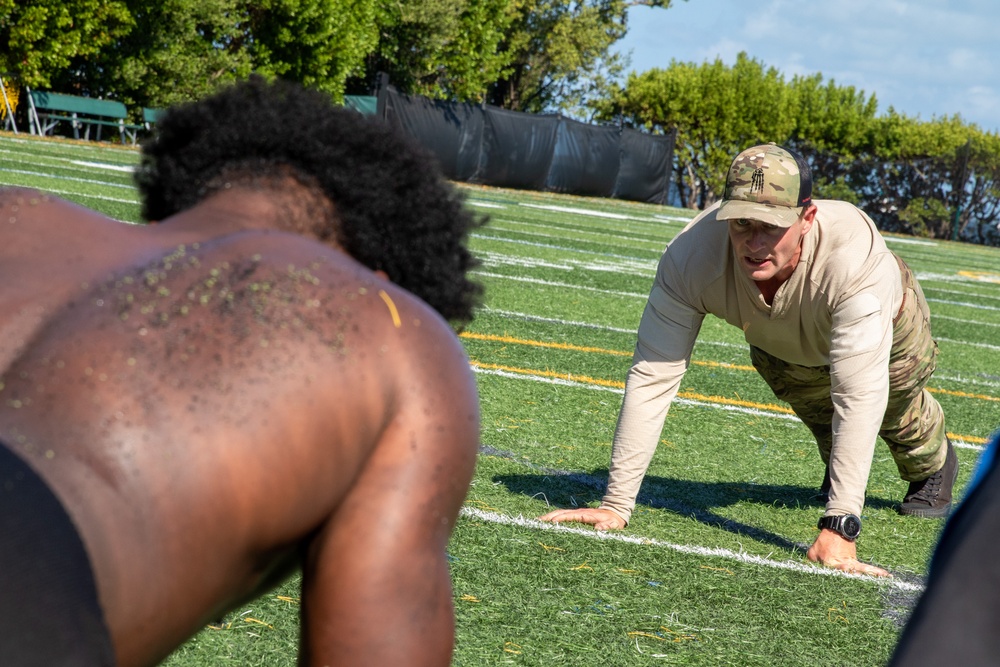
[{"left": 817, "top": 514, "right": 861, "bottom": 541}]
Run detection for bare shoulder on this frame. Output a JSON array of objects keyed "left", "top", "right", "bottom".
[
  {"left": 0, "top": 187, "right": 73, "bottom": 236},
  {"left": 0, "top": 185, "right": 44, "bottom": 204},
  {"left": 0, "top": 186, "right": 128, "bottom": 262},
  {"left": 115, "top": 226, "right": 480, "bottom": 478},
  {"left": 0, "top": 186, "right": 89, "bottom": 217},
  {"left": 193, "top": 228, "right": 470, "bottom": 361}
]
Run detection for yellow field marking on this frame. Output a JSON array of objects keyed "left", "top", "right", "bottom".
[
  {"left": 461, "top": 331, "right": 630, "bottom": 356},
  {"left": 678, "top": 389, "right": 793, "bottom": 414},
  {"left": 471, "top": 360, "right": 625, "bottom": 389},
  {"left": 464, "top": 333, "right": 1000, "bottom": 406},
  {"left": 460, "top": 594, "right": 481, "bottom": 603},
  {"left": 930, "top": 386, "right": 1000, "bottom": 402},
  {"left": 697, "top": 358, "right": 756, "bottom": 371},
  {"left": 461, "top": 331, "right": 756, "bottom": 370},
  {"left": 469, "top": 360, "right": 989, "bottom": 444},
  {"left": 948, "top": 431, "right": 988, "bottom": 445},
  {"left": 244, "top": 617, "right": 273, "bottom": 629},
  {"left": 958, "top": 270, "right": 1000, "bottom": 283},
  {"left": 378, "top": 289, "right": 401, "bottom": 328},
  {"left": 468, "top": 360, "right": 793, "bottom": 413},
  {"left": 539, "top": 542, "right": 565, "bottom": 551}
]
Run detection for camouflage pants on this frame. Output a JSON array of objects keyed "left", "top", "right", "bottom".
[{"left": 750, "top": 254, "right": 947, "bottom": 482}]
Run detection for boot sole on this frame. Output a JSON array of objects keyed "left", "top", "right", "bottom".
[{"left": 898, "top": 502, "right": 952, "bottom": 518}]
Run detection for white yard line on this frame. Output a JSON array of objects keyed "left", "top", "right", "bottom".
[
  {"left": 475, "top": 271, "right": 648, "bottom": 299},
  {"left": 479, "top": 307, "right": 638, "bottom": 334},
  {"left": 520, "top": 202, "right": 678, "bottom": 225},
  {"left": 926, "top": 297, "right": 1000, "bottom": 313},
  {"left": 473, "top": 231, "right": 660, "bottom": 261},
  {"left": 478, "top": 248, "right": 654, "bottom": 276},
  {"left": 933, "top": 313, "right": 1000, "bottom": 328},
  {"left": 884, "top": 237, "right": 938, "bottom": 247},
  {"left": 473, "top": 248, "right": 1000, "bottom": 317},
  {"left": 71, "top": 160, "right": 135, "bottom": 172},
  {"left": 935, "top": 337, "right": 1000, "bottom": 352},
  {"left": 469, "top": 363, "right": 986, "bottom": 452},
  {"left": 921, "top": 284, "right": 1000, "bottom": 303},
  {"left": 934, "top": 372, "right": 1000, "bottom": 391},
  {"left": 484, "top": 221, "right": 669, "bottom": 247},
  {"left": 461, "top": 506, "right": 924, "bottom": 592},
  {"left": 471, "top": 364, "right": 801, "bottom": 421},
  {"left": 0, "top": 167, "right": 134, "bottom": 189}
]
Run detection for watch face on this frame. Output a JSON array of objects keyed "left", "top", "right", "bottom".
[{"left": 842, "top": 515, "right": 862, "bottom": 539}]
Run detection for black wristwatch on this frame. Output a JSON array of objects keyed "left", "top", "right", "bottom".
[{"left": 817, "top": 514, "right": 862, "bottom": 541}]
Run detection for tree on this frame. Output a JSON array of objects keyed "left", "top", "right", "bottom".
[
  {"left": 361, "top": 0, "right": 653, "bottom": 110},
  {"left": 353, "top": 0, "right": 516, "bottom": 102},
  {"left": 855, "top": 114, "right": 1000, "bottom": 242},
  {"left": 788, "top": 73, "right": 880, "bottom": 157},
  {"left": 55, "top": 0, "right": 254, "bottom": 108},
  {"left": 60, "top": 0, "right": 381, "bottom": 111},
  {"left": 606, "top": 53, "right": 797, "bottom": 208},
  {"left": 247, "top": 0, "right": 380, "bottom": 99},
  {"left": 486, "top": 0, "right": 674, "bottom": 114},
  {"left": 0, "top": 0, "right": 132, "bottom": 89},
  {"left": 576, "top": 43, "right": 1000, "bottom": 244},
  {"left": 781, "top": 74, "right": 882, "bottom": 206}
]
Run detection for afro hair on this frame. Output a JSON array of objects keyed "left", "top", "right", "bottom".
[{"left": 135, "top": 76, "right": 484, "bottom": 324}]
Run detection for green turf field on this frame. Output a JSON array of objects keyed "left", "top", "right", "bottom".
[{"left": 3, "top": 132, "right": 999, "bottom": 666}]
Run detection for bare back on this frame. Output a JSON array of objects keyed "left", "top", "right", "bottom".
[{"left": 0, "top": 188, "right": 479, "bottom": 666}]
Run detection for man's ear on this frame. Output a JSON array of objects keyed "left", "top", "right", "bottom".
[{"left": 800, "top": 204, "right": 818, "bottom": 236}]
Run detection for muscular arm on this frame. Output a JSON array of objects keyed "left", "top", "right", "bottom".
[{"left": 298, "top": 305, "right": 479, "bottom": 666}]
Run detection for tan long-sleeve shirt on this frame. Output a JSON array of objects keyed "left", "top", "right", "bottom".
[{"left": 601, "top": 200, "right": 902, "bottom": 522}]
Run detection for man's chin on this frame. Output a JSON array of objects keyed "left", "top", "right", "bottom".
[{"left": 740, "top": 262, "right": 774, "bottom": 282}]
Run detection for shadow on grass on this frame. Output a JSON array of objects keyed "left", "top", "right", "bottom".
[{"left": 487, "top": 445, "right": 899, "bottom": 554}]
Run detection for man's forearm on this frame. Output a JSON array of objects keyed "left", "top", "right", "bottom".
[{"left": 601, "top": 357, "right": 686, "bottom": 522}]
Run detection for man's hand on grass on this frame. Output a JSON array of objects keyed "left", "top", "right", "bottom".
[
  {"left": 808, "top": 528, "right": 891, "bottom": 577},
  {"left": 537, "top": 507, "right": 626, "bottom": 531}
]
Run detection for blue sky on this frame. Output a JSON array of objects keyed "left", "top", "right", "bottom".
[{"left": 614, "top": 0, "right": 1000, "bottom": 133}]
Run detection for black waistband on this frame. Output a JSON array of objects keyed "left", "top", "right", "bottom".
[{"left": 0, "top": 442, "right": 116, "bottom": 666}]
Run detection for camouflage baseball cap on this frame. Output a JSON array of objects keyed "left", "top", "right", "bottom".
[{"left": 717, "top": 143, "right": 812, "bottom": 227}]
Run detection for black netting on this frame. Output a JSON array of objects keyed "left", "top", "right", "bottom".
[{"left": 379, "top": 85, "right": 673, "bottom": 205}]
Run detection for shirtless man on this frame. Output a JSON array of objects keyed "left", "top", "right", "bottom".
[{"left": 0, "top": 77, "right": 483, "bottom": 667}]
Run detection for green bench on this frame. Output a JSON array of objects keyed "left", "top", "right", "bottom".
[
  {"left": 27, "top": 89, "right": 145, "bottom": 144},
  {"left": 142, "top": 106, "right": 163, "bottom": 130}
]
